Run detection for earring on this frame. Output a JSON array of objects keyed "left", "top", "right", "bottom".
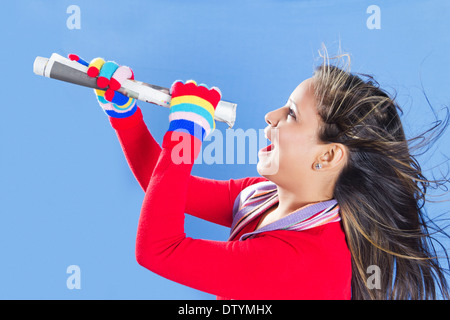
[{"left": 315, "top": 163, "right": 322, "bottom": 170}]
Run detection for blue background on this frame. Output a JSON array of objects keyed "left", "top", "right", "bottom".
[{"left": 1, "top": 0, "right": 449, "bottom": 299}]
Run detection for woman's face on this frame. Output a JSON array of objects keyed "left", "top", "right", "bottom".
[{"left": 257, "top": 78, "right": 325, "bottom": 187}]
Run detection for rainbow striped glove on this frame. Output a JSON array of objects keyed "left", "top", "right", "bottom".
[
  {"left": 68, "top": 54, "right": 137, "bottom": 118},
  {"left": 162, "top": 80, "right": 222, "bottom": 163}
]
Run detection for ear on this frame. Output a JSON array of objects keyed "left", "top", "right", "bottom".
[{"left": 317, "top": 143, "right": 347, "bottom": 170}]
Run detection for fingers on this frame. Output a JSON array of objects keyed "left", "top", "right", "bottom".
[
  {"left": 95, "top": 88, "right": 132, "bottom": 107},
  {"left": 68, "top": 54, "right": 89, "bottom": 67},
  {"left": 87, "top": 57, "right": 105, "bottom": 78},
  {"left": 104, "top": 90, "right": 132, "bottom": 106},
  {"left": 97, "top": 61, "right": 119, "bottom": 88},
  {"left": 69, "top": 54, "right": 134, "bottom": 92},
  {"left": 109, "top": 66, "right": 134, "bottom": 91},
  {"left": 77, "top": 55, "right": 136, "bottom": 118},
  {"left": 98, "top": 63, "right": 134, "bottom": 103},
  {"left": 168, "top": 80, "right": 222, "bottom": 139},
  {"left": 96, "top": 85, "right": 131, "bottom": 106},
  {"left": 170, "top": 80, "right": 222, "bottom": 109},
  {"left": 68, "top": 55, "right": 105, "bottom": 78}
]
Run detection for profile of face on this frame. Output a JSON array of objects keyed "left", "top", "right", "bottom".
[{"left": 257, "top": 77, "right": 345, "bottom": 194}]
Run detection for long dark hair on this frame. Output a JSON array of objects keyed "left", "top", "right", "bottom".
[{"left": 312, "top": 45, "right": 450, "bottom": 299}]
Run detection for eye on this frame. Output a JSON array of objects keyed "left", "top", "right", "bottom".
[{"left": 288, "top": 107, "right": 296, "bottom": 119}]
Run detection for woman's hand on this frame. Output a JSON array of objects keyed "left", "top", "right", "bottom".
[
  {"left": 68, "top": 54, "right": 137, "bottom": 118},
  {"left": 162, "top": 80, "right": 222, "bottom": 163}
]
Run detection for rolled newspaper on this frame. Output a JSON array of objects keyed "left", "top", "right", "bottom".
[{"left": 33, "top": 53, "right": 237, "bottom": 128}]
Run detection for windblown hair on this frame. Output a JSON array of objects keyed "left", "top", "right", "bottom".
[{"left": 311, "top": 45, "right": 450, "bottom": 299}]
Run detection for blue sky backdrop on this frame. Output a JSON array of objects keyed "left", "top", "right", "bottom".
[{"left": 1, "top": 0, "right": 449, "bottom": 299}]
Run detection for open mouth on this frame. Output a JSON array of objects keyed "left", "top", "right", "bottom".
[
  {"left": 261, "top": 127, "right": 277, "bottom": 154},
  {"left": 259, "top": 143, "right": 275, "bottom": 153}
]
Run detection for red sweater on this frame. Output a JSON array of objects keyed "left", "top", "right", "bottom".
[{"left": 110, "top": 107, "right": 352, "bottom": 300}]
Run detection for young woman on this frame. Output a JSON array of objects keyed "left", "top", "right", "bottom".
[{"left": 71, "top": 48, "right": 449, "bottom": 300}]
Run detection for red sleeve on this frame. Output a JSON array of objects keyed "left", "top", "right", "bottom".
[
  {"left": 135, "top": 147, "right": 283, "bottom": 299},
  {"left": 136, "top": 148, "right": 350, "bottom": 299},
  {"left": 109, "top": 107, "right": 267, "bottom": 227}
]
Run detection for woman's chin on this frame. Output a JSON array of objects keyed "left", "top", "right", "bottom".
[{"left": 257, "top": 147, "right": 280, "bottom": 176}]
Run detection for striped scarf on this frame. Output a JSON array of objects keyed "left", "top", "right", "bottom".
[{"left": 228, "top": 181, "right": 341, "bottom": 241}]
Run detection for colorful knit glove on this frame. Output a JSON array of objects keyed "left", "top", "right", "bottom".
[
  {"left": 162, "top": 80, "right": 222, "bottom": 163},
  {"left": 68, "top": 54, "right": 137, "bottom": 118}
]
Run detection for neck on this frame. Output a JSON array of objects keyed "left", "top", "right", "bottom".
[{"left": 275, "top": 184, "right": 333, "bottom": 217}]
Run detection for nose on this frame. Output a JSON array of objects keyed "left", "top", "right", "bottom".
[
  {"left": 264, "top": 108, "right": 282, "bottom": 142},
  {"left": 264, "top": 108, "right": 281, "bottom": 127},
  {"left": 264, "top": 113, "right": 272, "bottom": 126}
]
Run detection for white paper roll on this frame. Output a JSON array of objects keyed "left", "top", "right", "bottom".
[{"left": 33, "top": 53, "right": 237, "bottom": 128}]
